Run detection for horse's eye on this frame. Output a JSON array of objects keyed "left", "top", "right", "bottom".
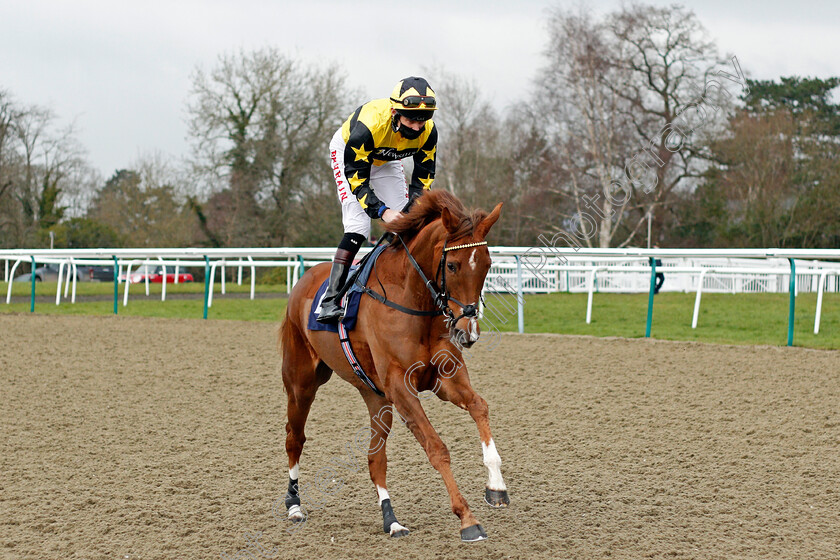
[{"left": 447, "top": 262, "right": 457, "bottom": 273}]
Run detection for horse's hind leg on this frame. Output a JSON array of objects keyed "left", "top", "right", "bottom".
[
  {"left": 281, "top": 320, "right": 330, "bottom": 522},
  {"left": 283, "top": 383, "right": 317, "bottom": 522},
  {"left": 361, "top": 392, "right": 409, "bottom": 538}
]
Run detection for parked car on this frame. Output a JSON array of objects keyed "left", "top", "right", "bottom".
[
  {"left": 87, "top": 265, "right": 116, "bottom": 282},
  {"left": 119, "top": 265, "right": 194, "bottom": 284},
  {"left": 13, "top": 263, "right": 94, "bottom": 282}
]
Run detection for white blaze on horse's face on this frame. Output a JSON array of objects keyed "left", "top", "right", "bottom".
[
  {"left": 439, "top": 202, "right": 503, "bottom": 351},
  {"left": 446, "top": 244, "right": 491, "bottom": 350}
]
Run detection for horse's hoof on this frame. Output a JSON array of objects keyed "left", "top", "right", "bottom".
[
  {"left": 382, "top": 499, "right": 408, "bottom": 537},
  {"left": 460, "top": 524, "right": 487, "bottom": 542},
  {"left": 484, "top": 487, "right": 510, "bottom": 508},
  {"left": 287, "top": 505, "right": 306, "bottom": 523},
  {"left": 388, "top": 522, "right": 410, "bottom": 538}
]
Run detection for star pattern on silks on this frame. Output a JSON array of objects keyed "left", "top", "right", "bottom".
[
  {"left": 358, "top": 193, "right": 369, "bottom": 209},
  {"left": 421, "top": 145, "right": 436, "bottom": 163},
  {"left": 351, "top": 144, "right": 372, "bottom": 162},
  {"left": 418, "top": 175, "right": 434, "bottom": 190},
  {"left": 348, "top": 172, "right": 365, "bottom": 193}
]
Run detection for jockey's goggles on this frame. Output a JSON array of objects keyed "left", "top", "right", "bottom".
[{"left": 391, "top": 95, "right": 437, "bottom": 109}]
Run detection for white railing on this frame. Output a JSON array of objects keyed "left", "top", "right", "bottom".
[
  {"left": 483, "top": 255, "right": 840, "bottom": 295},
  {"left": 3, "top": 247, "right": 840, "bottom": 342}
]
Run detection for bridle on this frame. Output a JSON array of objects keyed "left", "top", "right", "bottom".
[
  {"left": 434, "top": 238, "right": 488, "bottom": 326},
  {"left": 360, "top": 233, "right": 487, "bottom": 326}
]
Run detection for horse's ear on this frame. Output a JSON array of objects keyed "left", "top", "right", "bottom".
[
  {"left": 475, "top": 202, "right": 503, "bottom": 239},
  {"left": 441, "top": 206, "right": 460, "bottom": 233}
]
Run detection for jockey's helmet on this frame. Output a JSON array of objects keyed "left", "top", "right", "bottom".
[{"left": 390, "top": 77, "right": 437, "bottom": 122}]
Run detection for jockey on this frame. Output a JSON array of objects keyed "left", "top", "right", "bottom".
[{"left": 317, "top": 76, "right": 438, "bottom": 323}]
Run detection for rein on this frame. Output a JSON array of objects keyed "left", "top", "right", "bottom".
[{"left": 362, "top": 233, "right": 487, "bottom": 324}]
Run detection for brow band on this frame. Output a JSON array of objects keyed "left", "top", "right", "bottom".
[{"left": 443, "top": 241, "right": 488, "bottom": 252}]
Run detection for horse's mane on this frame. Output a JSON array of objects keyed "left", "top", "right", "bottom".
[{"left": 385, "top": 190, "right": 488, "bottom": 245}]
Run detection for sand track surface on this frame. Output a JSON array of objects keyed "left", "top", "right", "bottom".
[{"left": 1, "top": 314, "right": 838, "bottom": 559}]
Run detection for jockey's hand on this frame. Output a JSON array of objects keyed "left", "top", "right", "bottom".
[{"left": 381, "top": 208, "right": 403, "bottom": 223}]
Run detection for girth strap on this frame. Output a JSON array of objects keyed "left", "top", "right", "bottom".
[{"left": 337, "top": 318, "right": 385, "bottom": 397}]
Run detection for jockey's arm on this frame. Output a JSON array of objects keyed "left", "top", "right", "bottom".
[
  {"left": 404, "top": 123, "right": 438, "bottom": 213},
  {"left": 344, "top": 121, "right": 388, "bottom": 219}
]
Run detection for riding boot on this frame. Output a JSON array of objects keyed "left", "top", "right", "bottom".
[{"left": 316, "top": 249, "right": 353, "bottom": 324}]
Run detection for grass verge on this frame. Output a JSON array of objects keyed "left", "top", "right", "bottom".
[
  {"left": 482, "top": 291, "right": 840, "bottom": 349},
  {"left": 2, "top": 282, "right": 839, "bottom": 350}
]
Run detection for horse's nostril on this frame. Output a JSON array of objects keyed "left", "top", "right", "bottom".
[{"left": 450, "top": 328, "right": 470, "bottom": 347}]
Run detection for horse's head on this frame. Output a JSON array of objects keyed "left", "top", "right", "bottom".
[
  {"left": 438, "top": 202, "right": 503, "bottom": 349},
  {"left": 386, "top": 191, "right": 504, "bottom": 349}
]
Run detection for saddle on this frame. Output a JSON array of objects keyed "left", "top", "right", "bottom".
[
  {"left": 306, "top": 242, "right": 390, "bottom": 395},
  {"left": 307, "top": 243, "right": 389, "bottom": 333}
]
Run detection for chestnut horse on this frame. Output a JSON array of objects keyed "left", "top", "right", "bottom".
[{"left": 278, "top": 191, "right": 508, "bottom": 541}]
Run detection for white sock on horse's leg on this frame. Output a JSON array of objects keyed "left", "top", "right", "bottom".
[
  {"left": 482, "top": 440, "right": 506, "bottom": 490},
  {"left": 482, "top": 439, "right": 510, "bottom": 508},
  {"left": 376, "top": 485, "right": 390, "bottom": 505}
]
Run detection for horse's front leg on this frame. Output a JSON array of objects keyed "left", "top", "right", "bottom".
[
  {"left": 432, "top": 351, "right": 510, "bottom": 508},
  {"left": 386, "top": 363, "right": 488, "bottom": 542}
]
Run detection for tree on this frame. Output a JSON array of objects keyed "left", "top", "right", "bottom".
[
  {"left": 0, "top": 90, "right": 94, "bottom": 248},
  {"left": 693, "top": 111, "right": 795, "bottom": 246},
  {"left": 533, "top": 8, "right": 636, "bottom": 248},
  {"left": 0, "top": 91, "right": 21, "bottom": 243},
  {"left": 743, "top": 76, "right": 840, "bottom": 135},
  {"left": 41, "top": 217, "right": 123, "bottom": 248},
  {"left": 0, "top": 90, "right": 16, "bottom": 204},
  {"left": 283, "top": 182, "right": 345, "bottom": 247},
  {"left": 88, "top": 162, "right": 195, "bottom": 248},
  {"left": 431, "top": 72, "right": 519, "bottom": 238},
  {"left": 502, "top": 108, "right": 558, "bottom": 245},
  {"left": 533, "top": 4, "right": 737, "bottom": 247},
  {"left": 687, "top": 76, "right": 840, "bottom": 247},
  {"left": 186, "top": 48, "right": 354, "bottom": 246}
]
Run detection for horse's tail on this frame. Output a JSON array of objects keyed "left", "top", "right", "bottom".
[
  {"left": 277, "top": 307, "right": 294, "bottom": 395},
  {"left": 278, "top": 308, "right": 292, "bottom": 355}
]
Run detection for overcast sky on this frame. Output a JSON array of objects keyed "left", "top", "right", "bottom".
[{"left": 2, "top": 0, "right": 839, "bottom": 180}]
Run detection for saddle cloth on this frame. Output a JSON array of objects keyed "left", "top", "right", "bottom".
[{"left": 307, "top": 243, "right": 389, "bottom": 333}]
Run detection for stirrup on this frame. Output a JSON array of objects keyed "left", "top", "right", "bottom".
[{"left": 316, "top": 301, "right": 344, "bottom": 324}]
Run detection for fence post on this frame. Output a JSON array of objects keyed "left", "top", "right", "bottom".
[
  {"left": 787, "top": 258, "right": 796, "bottom": 346},
  {"left": 203, "top": 256, "right": 210, "bottom": 320},
  {"left": 297, "top": 254, "right": 306, "bottom": 280},
  {"left": 515, "top": 256, "right": 524, "bottom": 334},
  {"left": 692, "top": 269, "right": 709, "bottom": 329},
  {"left": 645, "top": 257, "right": 656, "bottom": 337},
  {"left": 586, "top": 269, "right": 598, "bottom": 324},
  {"left": 30, "top": 256, "right": 36, "bottom": 313},
  {"left": 112, "top": 256, "right": 119, "bottom": 315},
  {"left": 814, "top": 271, "right": 830, "bottom": 334}
]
